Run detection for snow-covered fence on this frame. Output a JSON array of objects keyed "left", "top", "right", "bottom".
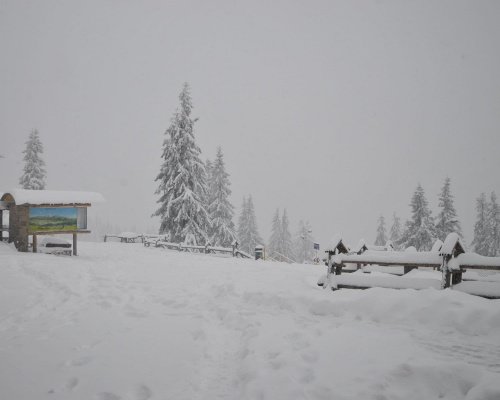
[
  {"left": 264, "top": 247, "right": 296, "bottom": 263},
  {"left": 320, "top": 232, "right": 500, "bottom": 293},
  {"left": 145, "top": 238, "right": 252, "bottom": 259}
]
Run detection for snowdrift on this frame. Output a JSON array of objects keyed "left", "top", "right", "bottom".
[{"left": 0, "top": 242, "right": 499, "bottom": 399}]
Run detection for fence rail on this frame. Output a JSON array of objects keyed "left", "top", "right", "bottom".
[
  {"left": 321, "top": 232, "right": 500, "bottom": 292},
  {"left": 144, "top": 238, "right": 252, "bottom": 259}
]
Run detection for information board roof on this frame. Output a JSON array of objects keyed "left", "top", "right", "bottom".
[{"left": 1, "top": 189, "right": 105, "bottom": 206}]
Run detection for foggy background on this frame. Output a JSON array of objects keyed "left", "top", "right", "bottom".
[{"left": 1, "top": 0, "right": 499, "bottom": 249}]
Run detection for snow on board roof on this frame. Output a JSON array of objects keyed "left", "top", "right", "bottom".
[
  {"left": 1, "top": 189, "right": 105, "bottom": 206},
  {"left": 440, "top": 232, "right": 465, "bottom": 256},
  {"left": 326, "top": 233, "right": 347, "bottom": 252}
]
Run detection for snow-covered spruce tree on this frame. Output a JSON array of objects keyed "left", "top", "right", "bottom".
[
  {"left": 19, "top": 129, "right": 47, "bottom": 190},
  {"left": 471, "top": 193, "right": 489, "bottom": 256},
  {"left": 205, "top": 158, "right": 214, "bottom": 234},
  {"left": 435, "top": 177, "right": 463, "bottom": 241},
  {"left": 153, "top": 83, "right": 210, "bottom": 244},
  {"left": 243, "top": 195, "right": 264, "bottom": 254},
  {"left": 281, "top": 208, "right": 295, "bottom": 261},
  {"left": 486, "top": 192, "right": 500, "bottom": 256},
  {"left": 294, "top": 220, "right": 314, "bottom": 263},
  {"left": 389, "top": 212, "right": 402, "bottom": 246},
  {"left": 269, "top": 208, "right": 283, "bottom": 255},
  {"left": 396, "top": 184, "right": 436, "bottom": 251},
  {"left": 206, "top": 147, "right": 236, "bottom": 247},
  {"left": 237, "top": 196, "right": 248, "bottom": 248},
  {"left": 205, "top": 158, "right": 213, "bottom": 189},
  {"left": 374, "top": 214, "right": 387, "bottom": 246}
]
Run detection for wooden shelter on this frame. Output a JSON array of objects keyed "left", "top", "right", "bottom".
[{"left": 0, "top": 189, "right": 104, "bottom": 255}]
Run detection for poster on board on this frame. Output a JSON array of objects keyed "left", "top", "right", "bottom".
[{"left": 29, "top": 207, "right": 78, "bottom": 232}]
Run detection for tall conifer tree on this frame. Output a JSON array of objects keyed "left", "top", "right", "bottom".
[
  {"left": 281, "top": 208, "right": 295, "bottom": 261},
  {"left": 486, "top": 192, "right": 500, "bottom": 256},
  {"left": 19, "top": 129, "right": 46, "bottom": 190},
  {"left": 435, "top": 177, "right": 463, "bottom": 241},
  {"left": 294, "top": 220, "right": 314, "bottom": 263},
  {"left": 471, "top": 193, "right": 489, "bottom": 256},
  {"left": 269, "top": 208, "right": 283, "bottom": 254},
  {"left": 245, "top": 195, "right": 264, "bottom": 253},
  {"left": 237, "top": 195, "right": 263, "bottom": 254},
  {"left": 153, "top": 83, "right": 210, "bottom": 243},
  {"left": 396, "top": 184, "right": 436, "bottom": 251},
  {"left": 207, "top": 147, "right": 236, "bottom": 247},
  {"left": 374, "top": 214, "right": 387, "bottom": 246},
  {"left": 389, "top": 212, "right": 402, "bottom": 246},
  {"left": 237, "top": 196, "right": 248, "bottom": 247}
]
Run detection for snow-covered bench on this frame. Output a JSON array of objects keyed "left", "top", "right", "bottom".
[{"left": 39, "top": 236, "right": 72, "bottom": 256}]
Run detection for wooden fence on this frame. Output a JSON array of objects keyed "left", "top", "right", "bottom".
[
  {"left": 320, "top": 232, "right": 500, "bottom": 291},
  {"left": 143, "top": 237, "right": 252, "bottom": 259}
]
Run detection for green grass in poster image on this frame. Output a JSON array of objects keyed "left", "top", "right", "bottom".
[
  {"left": 29, "top": 207, "right": 78, "bottom": 232},
  {"left": 29, "top": 216, "right": 77, "bottom": 232}
]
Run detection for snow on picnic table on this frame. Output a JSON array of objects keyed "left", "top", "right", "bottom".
[{"left": 1, "top": 242, "right": 500, "bottom": 400}]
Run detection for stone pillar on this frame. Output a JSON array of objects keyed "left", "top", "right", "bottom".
[
  {"left": 8, "top": 205, "right": 18, "bottom": 245},
  {"left": 17, "top": 206, "right": 30, "bottom": 252},
  {"left": 8, "top": 205, "right": 30, "bottom": 251}
]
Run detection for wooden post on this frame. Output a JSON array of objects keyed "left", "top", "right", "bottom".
[
  {"left": 104, "top": 234, "right": 107, "bottom": 242},
  {"left": 404, "top": 266, "right": 417, "bottom": 274},
  {"left": 33, "top": 235, "right": 37, "bottom": 253},
  {"left": 441, "top": 255, "right": 451, "bottom": 289},
  {"left": 73, "top": 233, "right": 77, "bottom": 256},
  {"left": 451, "top": 271, "right": 462, "bottom": 286},
  {"left": 0, "top": 210, "right": 3, "bottom": 242}
]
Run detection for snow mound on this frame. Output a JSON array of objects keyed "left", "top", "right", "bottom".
[{"left": 0, "top": 242, "right": 17, "bottom": 254}]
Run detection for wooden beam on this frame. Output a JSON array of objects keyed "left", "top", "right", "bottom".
[
  {"left": 28, "top": 230, "right": 91, "bottom": 235},
  {"left": 461, "top": 265, "right": 500, "bottom": 271},
  {"left": 33, "top": 235, "right": 37, "bottom": 253},
  {"left": 337, "top": 259, "right": 441, "bottom": 268},
  {"left": 28, "top": 204, "right": 91, "bottom": 208},
  {"left": 73, "top": 233, "right": 77, "bottom": 256}
]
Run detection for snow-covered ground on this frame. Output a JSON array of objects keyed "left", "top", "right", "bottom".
[{"left": 1, "top": 242, "right": 500, "bottom": 400}]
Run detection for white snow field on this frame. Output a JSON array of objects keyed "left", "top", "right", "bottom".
[{"left": 1, "top": 242, "right": 500, "bottom": 400}]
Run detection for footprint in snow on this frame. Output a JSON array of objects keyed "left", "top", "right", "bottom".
[
  {"left": 66, "top": 356, "right": 93, "bottom": 367},
  {"left": 301, "top": 350, "right": 319, "bottom": 363},
  {"left": 95, "top": 392, "right": 121, "bottom": 400},
  {"left": 127, "top": 385, "right": 153, "bottom": 400},
  {"left": 47, "top": 377, "right": 79, "bottom": 394}
]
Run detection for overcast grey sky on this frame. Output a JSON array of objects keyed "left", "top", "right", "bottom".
[{"left": 1, "top": 0, "right": 499, "bottom": 249}]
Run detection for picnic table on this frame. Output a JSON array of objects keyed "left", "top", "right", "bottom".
[{"left": 117, "top": 232, "right": 140, "bottom": 243}]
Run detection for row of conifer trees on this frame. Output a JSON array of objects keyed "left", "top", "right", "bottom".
[
  {"left": 374, "top": 178, "right": 500, "bottom": 256},
  {"left": 154, "top": 83, "right": 317, "bottom": 261}
]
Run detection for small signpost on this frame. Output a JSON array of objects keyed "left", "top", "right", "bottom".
[{"left": 314, "top": 243, "right": 320, "bottom": 264}]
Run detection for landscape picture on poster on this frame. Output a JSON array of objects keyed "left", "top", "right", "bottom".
[{"left": 29, "top": 207, "right": 77, "bottom": 232}]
